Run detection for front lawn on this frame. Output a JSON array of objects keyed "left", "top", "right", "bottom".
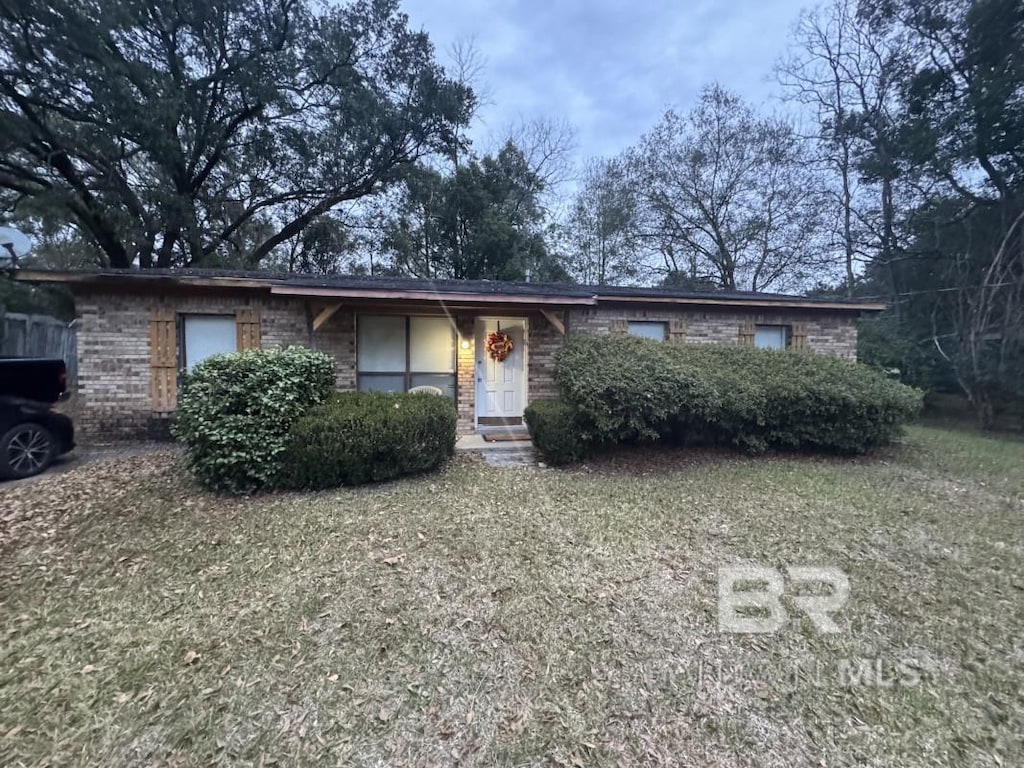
[{"left": 1, "top": 426, "right": 1022, "bottom": 766}]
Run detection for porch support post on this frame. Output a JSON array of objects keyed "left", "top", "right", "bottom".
[{"left": 455, "top": 316, "right": 477, "bottom": 435}]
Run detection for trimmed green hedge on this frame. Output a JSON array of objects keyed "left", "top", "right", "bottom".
[
  {"left": 173, "top": 346, "right": 335, "bottom": 494},
  {"left": 555, "top": 334, "right": 717, "bottom": 445},
  {"left": 554, "top": 334, "right": 923, "bottom": 456},
  {"left": 524, "top": 400, "right": 588, "bottom": 465},
  {"left": 279, "top": 392, "right": 457, "bottom": 489}
]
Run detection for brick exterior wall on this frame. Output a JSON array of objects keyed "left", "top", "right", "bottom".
[
  {"left": 72, "top": 289, "right": 860, "bottom": 440},
  {"left": 526, "top": 311, "right": 564, "bottom": 404},
  {"left": 312, "top": 309, "right": 357, "bottom": 390},
  {"left": 74, "top": 291, "right": 308, "bottom": 439},
  {"left": 567, "top": 306, "right": 858, "bottom": 359}
]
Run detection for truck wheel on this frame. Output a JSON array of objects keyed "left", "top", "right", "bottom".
[{"left": 0, "top": 423, "right": 56, "bottom": 480}]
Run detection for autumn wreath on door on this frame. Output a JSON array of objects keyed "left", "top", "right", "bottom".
[{"left": 486, "top": 329, "right": 514, "bottom": 362}]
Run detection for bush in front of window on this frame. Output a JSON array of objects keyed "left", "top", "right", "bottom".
[
  {"left": 554, "top": 334, "right": 721, "bottom": 445},
  {"left": 173, "top": 346, "right": 336, "bottom": 494},
  {"left": 681, "top": 343, "right": 925, "bottom": 452},
  {"left": 524, "top": 400, "right": 590, "bottom": 465},
  {"left": 554, "top": 334, "right": 923, "bottom": 457},
  {"left": 278, "top": 392, "right": 457, "bottom": 489}
]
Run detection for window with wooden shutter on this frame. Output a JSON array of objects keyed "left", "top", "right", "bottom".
[
  {"left": 627, "top": 321, "right": 668, "bottom": 340},
  {"left": 149, "top": 307, "right": 178, "bottom": 411},
  {"left": 236, "top": 308, "right": 262, "bottom": 350},
  {"left": 738, "top": 322, "right": 755, "bottom": 346},
  {"left": 183, "top": 316, "right": 236, "bottom": 369},
  {"left": 754, "top": 324, "right": 789, "bottom": 349},
  {"left": 790, "top": 324, "right": 807, "bottom": 350},
  {"left": 610, "top": 319, "right": 628, "bottom": 334},
  {"left": 668, "top": 319, "right": 687, "bottom": 343}
]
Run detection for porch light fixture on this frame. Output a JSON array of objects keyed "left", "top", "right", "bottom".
[{"left": 460, "top": 339, "right": 470, "bottom": 349}]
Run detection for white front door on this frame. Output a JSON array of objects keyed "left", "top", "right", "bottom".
[{"left": 475, "top": 317, "right": 527, "bottom": 424}]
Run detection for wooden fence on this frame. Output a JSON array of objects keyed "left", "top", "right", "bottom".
[{"left": 0, "top": 311, "right": 78, "bottom": 385}]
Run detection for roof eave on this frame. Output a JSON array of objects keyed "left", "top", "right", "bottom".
[
  {"left": 11, "top": 269, "right": 886, "bottom": 311},
  {"left": 12, "top": 269, "right": 272, "bottom": 291},
  {"left": 269, "top": 284, "right": 598, "bottom": 306},
  {"left": 594, "top": 293, "right": 887, "bottom": 312}
]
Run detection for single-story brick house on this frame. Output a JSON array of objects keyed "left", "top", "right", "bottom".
[{"left": 15, "top": 269, "right": 884, "bottom": 439}]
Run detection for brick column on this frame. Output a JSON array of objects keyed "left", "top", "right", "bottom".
[
  {"left": 455, "top": 315, "right": 476, "bottom": 434},
  {"left": 313, "top": 309, "right": 357, "bottom": 391},
  {"left": 526, "top": 312, "right": 562, "bottom": 402}
]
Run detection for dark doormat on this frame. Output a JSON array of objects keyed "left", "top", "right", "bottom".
[
  {"left": 482, "top": 432, "right": 531, "bottom": 443},
  {"left": 477, "top": 416, "right": 524, "bottom": 427}
]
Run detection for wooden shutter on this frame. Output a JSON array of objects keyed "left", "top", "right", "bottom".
[
  {"left": 610, "top": 319, "right": 628, "bottom": 335},
  {"left": 790, "top": 324, "right": 807, "bottom": 350},
  {"left": 738, "top": 322, "right": 755, "bottom": 346},
  {"left": 668, "top": 319, "right": 687, "bottom": 343},
  {"left": 236, "top": 308, "right": 262, "bottom": 350},
  {"left": 149, "top": 307, "right": 177, "bottom": 411}
]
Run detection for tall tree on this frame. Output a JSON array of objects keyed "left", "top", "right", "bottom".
[
  {"left": 275, "top": 214, "right": 357, "bottom": 275},
  {"left": 777, "top": 0, "right": 908, "bottom": 295},
  {"left": 558, "top": 157, "right": 640, "bottom": 285},
  {"left": 629, "top": 86, "right": 830, "bottom": 292},
  {"left": 501, "top": 117, "right": 578, "bottom": 215},
  {"left": 0, "top": 0, "right": 473, "bottom": 268},
  {"left": 3, "top": 203, "right": 103, "bottom": 268},
  {"left": 383, "top": 142, "right": 563, "bottom": 281},
  {"left": 855, "top": 0, "right": 1024, "bottom": 425},
  {"left": 930, "top": 202, "right": 1024, "bottom": 427},
  {"left": 863, "top": 0, "right": 1024, "bottom": 202}
]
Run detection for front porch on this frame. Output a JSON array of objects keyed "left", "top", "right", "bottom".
[
  {"left": 455, "top": 426, "right": 536, "bottom": 468},
  {"left": 303, "top": 294, "right": 570, "bottom": 435}
]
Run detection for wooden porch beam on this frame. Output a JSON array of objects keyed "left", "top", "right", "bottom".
[
  {"left": 540, "top": 308, "right": 565, "bottom": 335},
  {"left": 312, "top": 302, "right": 342, "bottom": 332}
]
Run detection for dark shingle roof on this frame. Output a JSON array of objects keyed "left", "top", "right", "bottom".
[
  {"left": 278, "top": 272, "right": 597, "bottom": 298},
  {"left": 13, "top": 268, "right": 885, "bottom": 310}
]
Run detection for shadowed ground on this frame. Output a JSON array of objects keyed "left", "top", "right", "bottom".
[{"left": 1, "top": 426, "right": 1021, "bottom": 766}]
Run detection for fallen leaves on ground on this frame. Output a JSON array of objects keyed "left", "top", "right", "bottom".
[{"left": 1, "top": 427, "right": 1022, "bottom": 766}]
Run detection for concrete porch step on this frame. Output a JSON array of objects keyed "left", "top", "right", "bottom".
[
  {"left": 480, "top": 446, "right": 537, "bottom": 468},
  {"left": 455, "top": 433, "right": 536, "bottom": 467}
]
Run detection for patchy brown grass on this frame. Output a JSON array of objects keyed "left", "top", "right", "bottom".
[{"left": 1, "top": 425, "right": 1022, "bottom": 767}]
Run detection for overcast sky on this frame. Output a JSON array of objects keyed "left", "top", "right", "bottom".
[{"left": 402, "top": 0, "right": 809, "bottom": 162}]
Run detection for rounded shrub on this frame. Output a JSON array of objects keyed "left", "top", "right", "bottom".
[
  {"left": 279, "top": 392, "right": 457, "bottom": 489},
  {"left": 554, "top": 334, "right": 719, "bottom": 445},
  {"left": 554, "top": 334, "right": 923, "bottom": 458},
  {"left": 524, "top": 400, "right": 589, "bottom": 465},
  {"left": 677, "top": 344, "right": 925, "bottom": 452},
  {"left": 173, "top": 346, "right": 335, "bottom": 493}
]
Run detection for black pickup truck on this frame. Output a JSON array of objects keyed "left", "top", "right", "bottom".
[{"left": 0, "top": 358, "right": 75, "bottom": 479}]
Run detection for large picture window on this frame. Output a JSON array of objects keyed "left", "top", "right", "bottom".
[{"left": 357, "top": 315, "right": 456, "bottom": 398}]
